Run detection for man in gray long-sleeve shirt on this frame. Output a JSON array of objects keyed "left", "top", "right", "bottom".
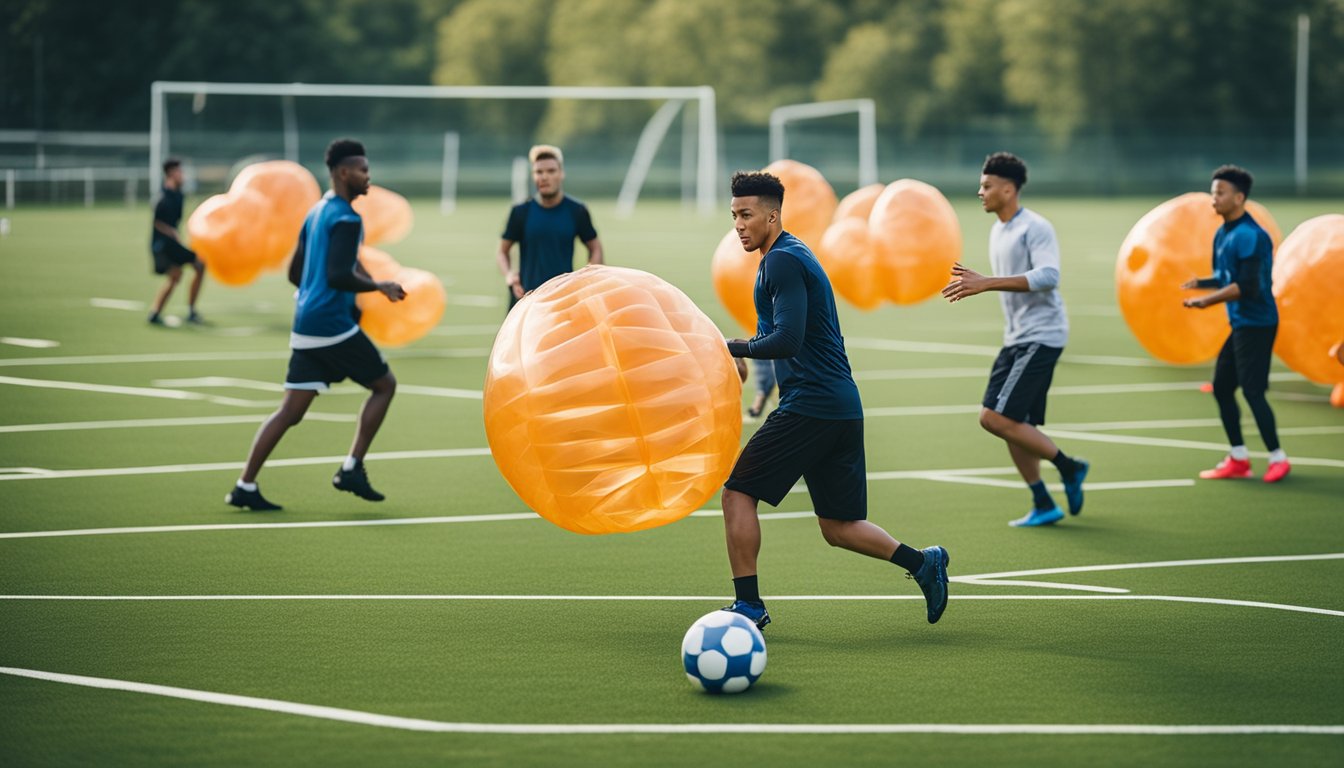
[{"left": 942, "top": 152, "right": 1089, "bottom": 528}]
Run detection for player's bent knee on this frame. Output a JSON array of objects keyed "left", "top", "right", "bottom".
[
  {"left": 817, "top": 519, "right": 848, "bottom": 548},
  {"left": 979, "top": 408, "right": 1008, "bottom": 436}
]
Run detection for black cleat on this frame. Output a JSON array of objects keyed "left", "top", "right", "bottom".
[
  {"left": 186, "top": 310, "right": 205, "bottom": 325},
  {"left": 333, "top": 461, "right": 385, "bottom": 501},
  {"left": 148, "top": 312, "right": 165, "bottom": 326},
  {"left": 225, "top": 485, "right": 282, "bottom": 511},
  {"left": 908, "top": 545, "right": 950, "bottom": 624}
]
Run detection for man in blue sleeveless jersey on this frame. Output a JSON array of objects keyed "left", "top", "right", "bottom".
[
  {"left": 943, "top": 152, "right": 1089, "bottom": 528},
  {"left": 1181, "top": 165, "right": 1290, "bottom": 483},
  {"left": 226, "top": 139, "right": 406, "bottom": 511},
  {"left": 496, "top": 144, "right": 603, "bottom": 309},
  {"left": 720, "top": 171, "right": 949, "bottom": 630}
]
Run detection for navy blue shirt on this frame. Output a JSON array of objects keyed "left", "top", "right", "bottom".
[
  {"left": 151, "top": 186, "right": 184, "bottom": 250},
  {"left": 292, "top": 192, "right": 363, "bottom": 339},
  {"left": 728, "top": 232, "right": 863, "bottom": 420},
  {"left": 1213, "top": 212, "right": 1277, "bottom": 329},
  {"left": 502, "top": 196, "right": 598, "bottom": 292}
]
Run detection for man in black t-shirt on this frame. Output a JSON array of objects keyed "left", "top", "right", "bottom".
[{"left": 148, "top": 158, "right": 205, "bottom": 325}]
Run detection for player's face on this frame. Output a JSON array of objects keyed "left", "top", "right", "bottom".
[
  {"left": 730, "top": 196, "right": 776, "bottom": 252},
  {"left": 533, "top": 159, "right": 563, "bottom": 199},
  {"left": 1210, "top": 179, "right": 1243, "bottom": 217},
  {"left": 978, "top": 174, "right": 1014, "bottom": 214},
  {"left": 165, "top": 167, "right": 183, "bottom": 187},
  {"left": 339, "top": 157, "right": 371, "bottom": 198}
]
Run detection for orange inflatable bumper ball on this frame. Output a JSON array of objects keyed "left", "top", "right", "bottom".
[
  {"left": 763, "top": 160, "right": 837, "bottom": 252},
  {"left": 1272, "top": 214, "right": 1344, "bottom": 403},
  {"left": 484, "top": 265, "right": 743, "bottom": 534},
  {"left": 357, "top": 265, "right": 446, "bottom": 348},
  {"left": 867, "top": 179, "right": 962, "bottom": 305},
  {"left": 833, "top": 184, "right": 884, "bottom": 224},
  {"left": 352, "top": 185, "right": 414, "bottom": 246},
  {"left": 1117, "top": 193, "right": 1282, "bottom": 365},
  {"left": 187, "top": 189, "right": 273, "bottom": 286},
  {"left": 818, "top": 217, "right": 882, "bottom": 310},
  {"left": 711, "top": 230, "right": 761, "bottom": 334},
  {"left": 230, "top": 161, "right": 321, "bottom": 269}
]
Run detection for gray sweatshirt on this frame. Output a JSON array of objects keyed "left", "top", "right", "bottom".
[{"left": 989, "top": 207, "right": 1069, "bottom": 348}]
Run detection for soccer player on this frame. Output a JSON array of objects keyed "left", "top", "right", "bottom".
[
  {"left": 942, "top": 152, "right": 1089, "bottom": 528},
  {"left": 747, "top": 361, "right": 775, "bottom": 419},
  {"left": 496, "top": 144, "right": 604, "bottom": 309},
  {"left": 147, "top": 158, "right": 205, "bottom": 325},
  {"left": 1181, "top": 165, "right": 1289, "bottom": 483},
  {"left": 721, "top": 171, "right": 949, "bottom": 630},
  {"left": 225, "top": 139, "right": 406, "bottom": 511}
]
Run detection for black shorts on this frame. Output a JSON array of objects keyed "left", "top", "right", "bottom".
[
  {"left": 982, "top": 342, "right": 1063, "bottom": 426},
  {"left": 724, "top": 409, "right": 867, "bottom": 521},
  {"left": 285, "top": 331, "right": 390, "bottom": 391},
  {"left": 1213, "top": 325, "right": 1277, "bottom": 395},
  {"left": 151, "top": 239, "right": 198, "bottom": 275}
]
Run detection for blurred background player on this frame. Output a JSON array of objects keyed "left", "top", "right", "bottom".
[
  {"left": 495, "top": 144, "right": 604, "bottom": 309},
  {"left": 721, "top": 171, "right": 949, "bottom": 630},
  {"left": 147, "top": 158, "right": 205, "bottom": 325},
  {"left": 226, "top": 139, "right": 406, "bottom": 511},
  {"left": 1181, "top": 165, "right": 1289, "bottom": 483},
  {"left": 942, "top": 152, "right": 1089, "bottom": 527},
  {"left": 748, "top": 361, "right": 775, "bottom": 419}
]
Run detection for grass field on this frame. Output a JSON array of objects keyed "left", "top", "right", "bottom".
[{"left": 1, "top": 194, "right": 1342, "bottom": 767}]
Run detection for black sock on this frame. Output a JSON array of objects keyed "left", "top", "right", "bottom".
[
  {"left": 732, "top": 575, "right": 761, "bottom": 605},
  {"left": 1029, "top": 480, "right": 1055, "bottom": 510},
  {"left": 890, "top": 543, "right": 925, "bottom": 574},
  {"left": 1050, "top": 450, "right": 1078, "bottom": 479}
]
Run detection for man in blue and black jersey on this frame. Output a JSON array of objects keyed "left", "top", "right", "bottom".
[
  {"left": 226, "top": 139, "right": 407, "bottom": 511},
  {"left": 147, "top": 158, "right": 205, "bottom": 325},
  {"left": 1182, "top": 164, "right": 1290, "bottom": 483},
  {"left": 719, "top": 171, "right": 950, "bottom": 631},
  {"left": 495, "top": 144, "right": 603, "bottom": 309}
]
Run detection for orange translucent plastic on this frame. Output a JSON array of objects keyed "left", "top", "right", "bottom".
[
  {"left": 186, "top": 189, "right": 272, "bottom": 286},
  {"left": 352, "top": 185, "right": 414, "bottom": 246},
  {"left": 833, "top": 184, "right": 884, "bottom": 224},
  {"left": 357, "top": 245, "right": 401, "bottom": 281},
  {"left": 763, "top": 160, "right": 837, "bottom": 253},
  {"left": 867, "top": 179, "right": 962, "bottom": 305},
  {"left": 356, "top": 265, "right": 446, "bottom": 348},
  {"left": 483, "top": 265, "right": 743, "bottom": 534},
  {"left": 230, "top": 161, "right": 321, "bottom": 269},
  {"left": 711, "top": 230, "right": 761, "bottom": 334},
  {"left": 818, "top": 217, "right": 882, "bottom": 310},
  {"left": 1271, "top": 214, "right": 1344, "bottom": 389},
  {"left": 1116, "top": 193, "right": 1282, "bottom": 365}
]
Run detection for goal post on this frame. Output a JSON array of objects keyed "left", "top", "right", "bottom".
[
  {"left": 769, "top": 99, "right": 878, "bottom": 188},
  {"left": 149, "top": 81, "right": 719, "bottom": 214}
]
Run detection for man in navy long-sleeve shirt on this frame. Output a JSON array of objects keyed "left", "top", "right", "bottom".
[{"left": 718, "top": 171, "right": 950, "bottom": 630}]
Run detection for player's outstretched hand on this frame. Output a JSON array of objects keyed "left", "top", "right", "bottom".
[
  {"left": 1179, "top": 278, "right": 1200, "bottom": 290},
  {"left": 379, "top": 281, "right": 407, "bottom": 302},
  {"left": 1182, "top": 297, "right": 1207, "bottom": 309},
  {"left": 942, "top": 262, "right": 987, "bottom": 303}
]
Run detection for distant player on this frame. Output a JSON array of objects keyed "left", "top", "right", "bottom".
[
  {"left": 721, "top": 171, "right": 949, "bottom": 630},
  {"left": 147, "top": 158, "right": 205, "bottom": 325},
  {"left": 226, "top": 139, "right": 406, "bottom": 511},
  {"left": 496, "top": 144, "right": 604, "bottom": 309},
  {"left": 942, "top": 152, "right": 1089, "bottom": 527},
  {"left": 1181, "top": 165, "right": 1289, "bottom": 482}
]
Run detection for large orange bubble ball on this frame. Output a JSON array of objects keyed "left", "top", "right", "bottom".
[
  {"left": 1116, "top": 193, "right": 1282, "bottom": 365},
  {"left": 1272, "top": 214, "right": 1344, "bottom": 391},
  {"left": 867, "top": 179, "right": 962, "bottom": 305},
  {"left": 357, "top": 265, "right": 446, "bottom": 348},
  {"left": 818, "top": 217, "right": 882, "bottom": 310},
  {"left": 352, "top": 185, "right": 414, "bottom": 246},
  {"left": 230, "top": 161, "right": 321, "bottom": 269},
  {"left": 763, "top": 160, "right": 837, "bottom": 252},
  {"left": 484, "top": 265, "right": 743, "bottom": 535},
  {"left": 833, "top": 184, "right": 885, "bottom": 224},
  {"left": 357, "top": 245, "right": 401, "bottom": 282},
  {"left": 711, "top": 230, "right": 760, "bottom": 334},
  {"left": 187, "top": 189, "right": 273, "bottom": 286}
]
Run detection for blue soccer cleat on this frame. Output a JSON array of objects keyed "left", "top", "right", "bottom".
[
  {"left": 722, "top": 600, "right": 771, "bottom": 631},
  {"left": 1062, "top": 458, "right": 1089, "bottom": 515},
  {"left": 1009, "top": 506, "right": 1064, "bottom": 527},
  {"left": 908, "top": 545, "right": 950, "bottom": 624}
]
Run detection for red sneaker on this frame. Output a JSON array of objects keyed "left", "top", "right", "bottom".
[
  {"left": 1263, "top": 460, "right": 1291, "bottom": 483},
  {"left": 1199, "top": 456, "right": 1253, "bottom": 479}
]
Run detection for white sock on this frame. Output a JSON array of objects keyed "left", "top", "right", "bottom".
[
  {"left": 342, "top": 456, "right": 359, "bottom": 471},
  {"left": 1229, "top": 445, "right": 1250, "bottom": 460},
  {"left": 236, "top": 480, "right": 258, "bottom": 492},
  {"left": 1269, "top": 449, "right": 1287, "bottom": 463}
]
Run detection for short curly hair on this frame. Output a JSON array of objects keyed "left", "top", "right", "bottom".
[
  {"left": 730, "top": 171, "right": 784, "bottom": 208},
  {"left": 982, "top": 152, "right": 1027, "bottom": 190},
  {"left": 325, "top": 138, "right": 366, "bottom": 169},
  {"left": 1212, "top": 164, "right": 1253, "bottom": 197}
]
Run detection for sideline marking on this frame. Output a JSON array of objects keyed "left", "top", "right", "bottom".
[
  {"left": 3, "top": 667, "right": 1340, "bottom": 736},
  {"left": 0, "top": 374, "right": 264, "bottom": 407},
  {"left": 845, "top": 338, "right": 1169, "bottom": 368},
  {"left": 152, "top": 376, "right": 485, "bottom": 400},
  {"left": 853, "top": 367, "right": 987, "bottom": 381},
  {"left": 957, "top": 552, "right": 1344, "bottom": 582},
  {"left": 1043, "top": 429, "right": 1344, "bottom": 469},
  {"left": 0, "top": 348, "right": 489, "bottom": 368},
  {"left": 0, "top": 337, "right": 59, "bottom": 349},
  {"left": 89, "top": 297, "right": 146, "bottom": 311},
  {"left": 0, "top": 413, "right": 354, "bottom": 434}
]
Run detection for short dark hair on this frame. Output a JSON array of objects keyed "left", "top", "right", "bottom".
[
  {"left": 162, "top": 158, "right": 181, "bottom": 174},
  {"left": 325, "top": 138, "right": 366, "bottom": 170},
  {"left": 730, "top": 171, "right": 784, "bottom": 208},
  {"left": 1212, "top": 164, "right": 1253, "bottom": 197},
  {"left": 982, "top": 152, "right": 1027, "bottom": 190}
]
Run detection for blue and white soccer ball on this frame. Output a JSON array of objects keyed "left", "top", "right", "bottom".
[{"left": 681, "top": 610, "right": 767, "bottom": 694}]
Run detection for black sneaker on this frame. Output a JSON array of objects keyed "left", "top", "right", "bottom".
[
  {"left": 225, "top": 485, "right": 282, "bottom": 511},
  {"left": 333, "top": 461, "right": 385, "bottom": 501},
  {"left": 722, "top": 600, "right": 771, "bottom": 631},
  {"left": 186, "top": 310, "right": 205, "bottom": 325},
  {"left": 148, "top": 312, "right": 165, "bottom": 326}
]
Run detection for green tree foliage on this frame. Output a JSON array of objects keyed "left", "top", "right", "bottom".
[{"left": 432, "top": 0, "right": 550, "bottom": 138}]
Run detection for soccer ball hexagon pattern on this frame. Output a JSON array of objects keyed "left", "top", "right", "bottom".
[{"left": 682, "top": 610, "right": 767, "bottom": 694}]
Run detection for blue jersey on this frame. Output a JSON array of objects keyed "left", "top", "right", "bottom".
[
  {"left": 293, "top": 192, "right": 363, "bottom": 340},
  {"left": 1213, "top": 212, "right": 1277, "bottom": 329},
  {"left": 735, "top": 232, "right": 862, "bottom": 421},
  {"left": 502, "top": 196, "right": 598, "bottom": 292}
]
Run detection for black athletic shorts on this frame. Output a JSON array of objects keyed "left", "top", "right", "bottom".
[
  {"left": 724, "top": 409, "right": 867, "bottom": 521},
  {"left": 151, "top": 239, "right": 198, "bottom": 275},
  {"left": 982, "top": 342, "right": 1063, "bottom": 426},
  {"left": 285, "top": 331, "right": 390, "bottom": 391},
  {"left": 1213, "top": 325, "right": 1277, "bottom": 395}
]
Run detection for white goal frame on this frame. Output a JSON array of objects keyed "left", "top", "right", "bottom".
[
  {"left": 769, "top": 99, "right": 878, "bottom": 188},
  {"left": 149, "top": 81, "right": 719, "bottom": 214}
]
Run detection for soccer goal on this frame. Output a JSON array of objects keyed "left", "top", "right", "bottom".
[
  {"left": 149, "top": 82, "right": 719, "bottom": 214},
  {"left": 769, "top": 99, "right": 878, "bottom": 188}
]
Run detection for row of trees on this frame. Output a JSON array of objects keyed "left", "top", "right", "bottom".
[{"left": 5, "top": 0, "right": 1343, "bottom": 143}]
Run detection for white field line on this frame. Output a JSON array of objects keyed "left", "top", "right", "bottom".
[
  {"left": 3, "top": 667, "right": 1341, "bottom": 737},
  {"left": 88, "top": 297, "right": 146, "bottom": 311},
  {"left": 863, "top": 405, "right": 983, "bottom": 417},
  {"left": 1050, "top": 376, "right": 1298, "bottom": 397},
  {"left": 845, "top": 338, "right": 1168, "bottom": 368},
  {"left": 448, "top": 294, "right": 501, "bottom": 307},
  {"left": 1043, "top": 429, "right": 1344, "bottom": 469},
  {"left": 429, "top": 325, "right": 503, "bottom": 336},
  {"left": 0, "top": 413, "right": 354, "bottom": 434},
  {"left": 152, "top": 376, "right": 485, "bottom": 401},
  {"left": 853, "top": 367, "right": 987, "bottom": 381},
  {"left": 953, "top": 579, "right": 1130, "bottom": 594},
  {"left": 0, "top": 348, "right": 489, "bottom": 368},
  {"left": 0, "top": 374, "right": 267, "bottom": 407},
  {"left": 0, "top": 337, "right": 59, "bottom": 349},
  {"left": 957, "top": 552, "right": 1344, "bottom": 582},
  {"left": 1047, "top": 418, "right": 1343, "bottom": 438}
]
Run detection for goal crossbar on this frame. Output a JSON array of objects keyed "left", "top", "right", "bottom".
[{"left": 769, "top": 99, "right": 877, "bottom": 188}]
